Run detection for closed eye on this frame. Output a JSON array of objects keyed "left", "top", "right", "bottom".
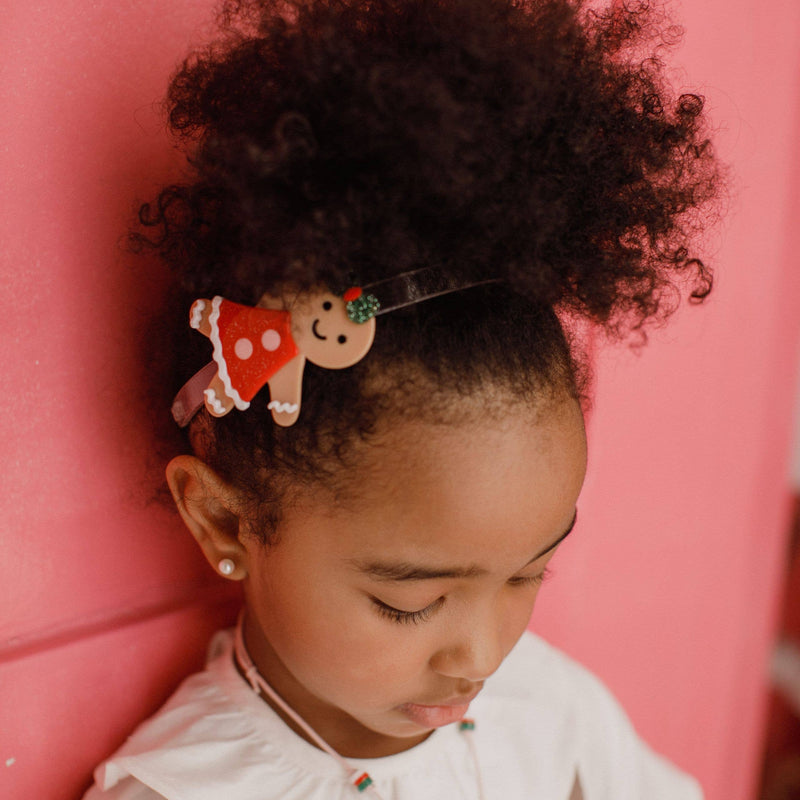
[
  {"left": 507, "top": 567, "right": 551, "bottom": 588},
  {"left": 371, "top": 596, "right": 444, "bottom": 625}
]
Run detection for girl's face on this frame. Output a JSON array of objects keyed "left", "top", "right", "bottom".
[{"left": 240, "top": 395, "right": 587, "bottom": 758}]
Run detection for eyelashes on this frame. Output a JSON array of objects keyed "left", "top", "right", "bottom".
[
  {"left": 371, "top": 568, "right": 552, "bottom": 625},
  {"left": 507, "top": 567, "right": 552, "bottom": 588},
  {"left": 372, "top": 597, "right": 444, "bottom": 625}
]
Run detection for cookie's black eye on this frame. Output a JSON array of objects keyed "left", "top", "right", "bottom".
[
  {"left": 338, "top": 335, "right": 347, "bottom": 344},
  {"left": 322, "top": 301, "right": 333, "bottom": 311}
]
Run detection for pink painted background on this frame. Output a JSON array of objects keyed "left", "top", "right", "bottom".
[{"left": 2, "top": 1, "right": 799, "bottom": 798}]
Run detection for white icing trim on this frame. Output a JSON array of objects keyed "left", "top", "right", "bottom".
[
  {"left": 267, "top": 400, "right": 299, "bottom": 414},
  {"left": 208, "top": 296, "right": 249, "bottom": 411},
  {"left": 203, "top": 388, "right": 228, "bottom": 416},
  {"left": 189, "top": 299, "right": 206, "bottom": 329}
]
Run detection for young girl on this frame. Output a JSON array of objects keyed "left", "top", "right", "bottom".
[{"left": 84, "top": 0, "right": 720, "bottom": 797}]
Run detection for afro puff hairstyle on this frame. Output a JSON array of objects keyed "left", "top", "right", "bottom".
[{"left": 138, "top": 0, "right": 721, "bottom": 538}]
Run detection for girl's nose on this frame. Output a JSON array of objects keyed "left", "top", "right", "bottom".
[{"left": 428, "top": 610, "right": 506, "bottom": 682}]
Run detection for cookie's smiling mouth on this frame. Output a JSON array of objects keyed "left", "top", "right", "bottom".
[{"left": 312, "top": 319, "right": 327, "bottom": 341}]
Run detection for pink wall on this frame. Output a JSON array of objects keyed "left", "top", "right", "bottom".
[
  {"left": 2, "top": 2, "right": 799, "bottom": 798},
  {"left": 534, "top": 3, "right": 800, "bottom": 796}
]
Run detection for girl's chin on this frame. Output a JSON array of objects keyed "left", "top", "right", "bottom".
[{"left": 335, "top": 717, "right": 433, "bottom": 759}]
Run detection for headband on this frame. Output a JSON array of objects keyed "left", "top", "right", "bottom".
[{"left": 171, "top": 268, "right": 497, "bottom": 428}]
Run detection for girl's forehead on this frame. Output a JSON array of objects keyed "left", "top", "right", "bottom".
[{"left": 283, "top": 397, "right": 587, "bottom": 564}]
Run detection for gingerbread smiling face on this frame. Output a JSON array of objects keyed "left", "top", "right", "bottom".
[{"left": 289, "top": 291, "right": 376, "bottom": 368}]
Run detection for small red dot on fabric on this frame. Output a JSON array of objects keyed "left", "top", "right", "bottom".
[{"left": 343, "top": 287, "right": 363, "bottom": 302}]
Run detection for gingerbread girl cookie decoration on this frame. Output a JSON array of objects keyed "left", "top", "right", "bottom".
[
  {"left": 171, "top": 270, "right": 498, "bottom": 429},
  {"left": 187, "top": 288, "right": 378, "bottom": 427}
]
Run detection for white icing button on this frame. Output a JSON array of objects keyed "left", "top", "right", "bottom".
[
  {"left": 234, "top": 337, "right": 254, "bottom": 360},
  {"left": 262, "top": 329, "right": 281, "bottom": 351}
]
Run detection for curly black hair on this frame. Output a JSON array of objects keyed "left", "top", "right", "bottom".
[{"left": 138, "top": 0, "right": 721, "bottom": 538}]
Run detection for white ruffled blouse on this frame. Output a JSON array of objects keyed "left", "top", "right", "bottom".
[{"left": 83, "top": 630, "right": 702, "bottom": 800}]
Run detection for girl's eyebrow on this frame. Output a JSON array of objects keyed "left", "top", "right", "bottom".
[{"left": 350, "top": 510, "right": 578, "bottom": 583}]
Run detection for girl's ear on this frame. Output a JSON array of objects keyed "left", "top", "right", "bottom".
[{"left": 166, "top": 455, "right": 248, "bottom": 580}]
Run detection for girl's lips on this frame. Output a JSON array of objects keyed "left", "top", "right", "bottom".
[{"left": 397, "top": 696, "right": 477, "bottom": 729}]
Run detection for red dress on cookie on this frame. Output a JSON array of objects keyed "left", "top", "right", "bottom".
[{"left": 197, "top": 297, "right": 300, "bottom": 409}]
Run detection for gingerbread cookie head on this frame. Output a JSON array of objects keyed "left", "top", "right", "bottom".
[{"left": 289, "top": 290, "right": 376, "bottom": 368}]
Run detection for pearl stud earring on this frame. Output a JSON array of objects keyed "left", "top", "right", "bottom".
[{"left": 218, "top": 558, "right": 235, "bottom": 576}]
